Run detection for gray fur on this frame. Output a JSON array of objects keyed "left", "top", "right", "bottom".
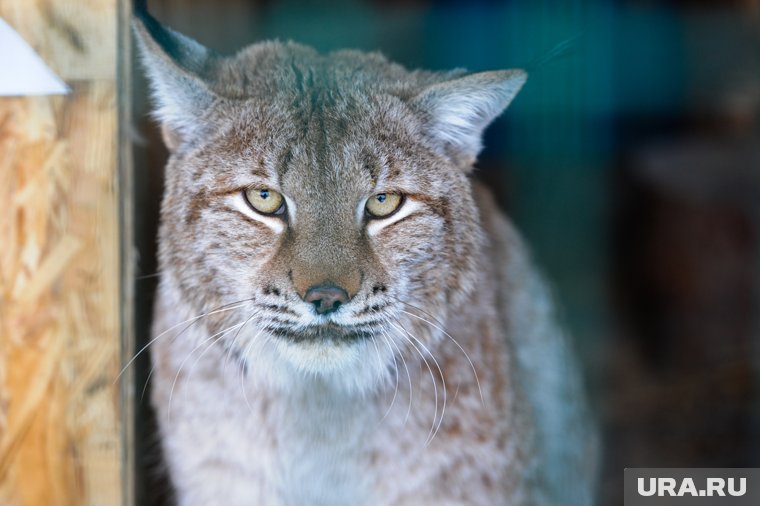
[{"left": 135, "top": 15, "right": 598, "bottom": 506}]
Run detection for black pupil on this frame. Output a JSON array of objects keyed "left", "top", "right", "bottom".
[
  {"left": 260, "top": 190, "right": 269, "bottom": 199},
  {"left": 377, "top": 194, "right": 386, "bottom": 203}
]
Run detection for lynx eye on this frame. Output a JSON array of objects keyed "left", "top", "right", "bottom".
[
  {"left": 244, "top": 188, "right": 285, "bottom": 215},
  {"left": 365, "top": 193, "right": 403, "bottom": 218}
]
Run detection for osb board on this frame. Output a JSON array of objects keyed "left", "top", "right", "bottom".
[
  {"left": 0, "top": 0, "right": 116, "bottom": 81},
  {"left": 0, "top": 0, "right": 123, "bottom": 504}
]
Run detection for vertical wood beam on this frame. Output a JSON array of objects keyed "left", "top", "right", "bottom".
[{"left": 0, "top": 0, "right": 126, "bottom": 504}]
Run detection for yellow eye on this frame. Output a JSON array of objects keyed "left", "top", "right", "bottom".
[
  {"left": 244, "top": 188, "right": 285, "bottom": 215},
  {"left": 365, "top": 193, "right": 402, "bottom": 218}
]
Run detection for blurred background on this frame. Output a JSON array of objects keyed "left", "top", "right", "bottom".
[{"left": 132, "top": 0, "right": 760, "bottom": 503}]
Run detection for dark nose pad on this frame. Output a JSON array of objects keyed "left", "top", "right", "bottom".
[{"left": 303, "top": 284, "right": 350, "bottom": 315}]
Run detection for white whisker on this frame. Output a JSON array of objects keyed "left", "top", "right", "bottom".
[
  {"left": 140, "top": 366, "right": 155, "bottom": 404},
  {"left": 397, "top": 305, "right": 484, "bottom": 406},
  {"left": 116, "top": 300, "right": 251, "bottom": 384},
  {"left": 223, "top": 310, "right": 260, "bottom": 372},
  {"left": 369, "top": 334, "right": 385, "bottom": 385},
  {"left": 386, "top": 318, "right": 441, "bottom": 447},
  {"left": 167, "top": 321, "right": 246, "bottom": 421},
  {"left": 389, "top": 316, "right": 448, "bottom": 446},
  {"left": 239, "top": 328, "right": 268, "bottom": 415},
  {"left": 382, "top": 327, "right": 413, "bottom": 425},
  {"left": 377, "top": 331, "right": 400, "bottom": 425}
]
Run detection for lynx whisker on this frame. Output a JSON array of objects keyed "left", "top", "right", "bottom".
[
  {"left": 376, "top": 331, "right": 401, "bottom": 426},
  {"left": 135, "top": 271, "right": 163, "bottom": 280},
  {"left": 222, "top": 310, "right": 260, "bottom": 372},
  {"left": 187, "top": 312, "right": 261, "bottom": 389},
  {"left": 396, "top": 302, "right": 484, "bottom": 406},
  {"left": 389, "top": 316, "right": 448, "bottom": 446},
  {"left": 387, "top": 321, "right": 437, "bottom": 444},
  {"left": 382, "top": 327, "right": 413, "bottom": 425},
  {"left": 140, "top": 366, "right": 155, "bottom": 404},
  {"left": 386, "top": 318, "right": 444, "bottom": 447},
  {"left": 369, "top": 333, "right": 385, "bottom": 385},
  {"left": 239, "top": 330, "right": 269, "bottom": 415},
  {"left": 167, "top": 321, "right": 246, "bottom": 421},
  {"left": 139, "top": 303, "right": 253, "bottom": 403},
  {"left": 130, "top": 299, "right": 254, "bottom": 405},
  {"left": 128, "top": 302, "right": 253, "bottom": 403},
  {"left": 372, "top": 335, "right": 399, "bottom": 426},
  {"left": 116, "top": 298, "right": 252, "bottom": 383}
]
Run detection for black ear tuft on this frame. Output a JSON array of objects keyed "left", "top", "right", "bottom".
[{"left": 133, "top": 11, "right": 217, "bottom": 151}]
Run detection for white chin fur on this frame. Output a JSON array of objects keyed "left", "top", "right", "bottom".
[{"left": 240, "top": 330, "right": 395, "bottom": 395}]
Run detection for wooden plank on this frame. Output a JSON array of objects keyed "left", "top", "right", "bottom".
[
  {"left": 117, "top": 0, "right": 136, "bottom": 504},
  {"left": 0, "top": 0, "right": 125, "bottom": 504}
]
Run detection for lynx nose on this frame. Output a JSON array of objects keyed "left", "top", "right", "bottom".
[{"left": 303, "top": 284, "right": 350, "bottom": 315}]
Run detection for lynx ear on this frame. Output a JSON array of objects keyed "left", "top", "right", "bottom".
[
  {"left": 412, "top": 70, "right": 527, "bottom": 166},
  {"left": 133, "top": 13, "right": 217, "bottom": 151}
]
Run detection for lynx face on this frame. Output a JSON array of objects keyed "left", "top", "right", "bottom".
[{"left": 136, "top": 17, "right": 526, "bottom": 392}]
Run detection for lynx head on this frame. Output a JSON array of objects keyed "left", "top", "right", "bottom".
[{"left": 135, "top": 15, "right": 526, "bottom": 393}]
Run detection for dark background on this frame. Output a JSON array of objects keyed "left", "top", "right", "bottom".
[{"left": 131, "top": 0, "right": 760, "bottom": 503}]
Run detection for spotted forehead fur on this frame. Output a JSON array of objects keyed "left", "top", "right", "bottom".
[
  {"left": 192, "top": 45, "right": 467, "bottom": 199},
  {"left": 211, "top": 41, "right": 458, "bottom": 101}
]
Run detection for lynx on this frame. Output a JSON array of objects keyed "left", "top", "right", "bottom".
[{"left": 134, "top": 13, "right": 598, "bottom": 506}]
